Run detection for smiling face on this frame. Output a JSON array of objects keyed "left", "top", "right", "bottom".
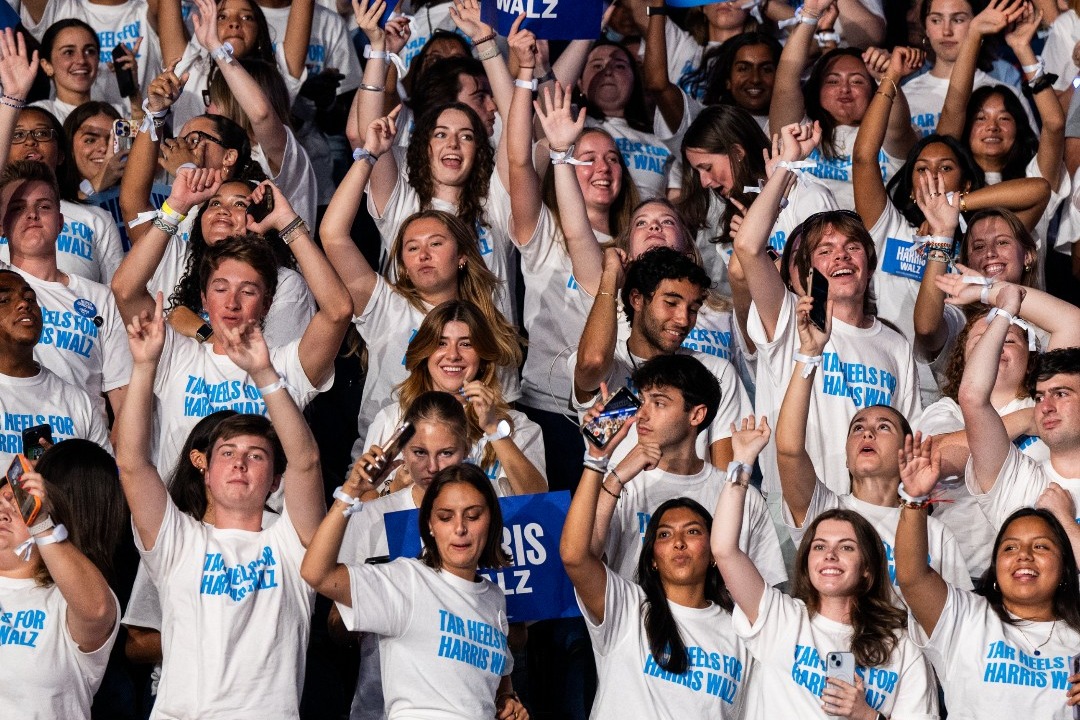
[
  {"left": 628, "top": 202, "right": 692, "bottom": 258},
  {"left": 728, "top": 43, "right": 775, "bottom": 113},
  {"left": 402, "top": 420, "right": 468, "bottom": 491},
  {"left": 994, "top": 514, "right": 1065, "bottom": 613},
  {"left": 581, "top": 45, "right": 635, "bottom": 116},
  {"left": 205, "top": 432, "right": 278, "bottom": 511},
  {"left": 806, "top": 518, "right": 869, "bottom": 598},
  {"left": 964, "top": 216, "right": 1032, "bottom": 283},
  {"left": 72, "top": 112, "right": 115, "bottom": 182},
  {"left": 400, "top": 216, "right": 462, "bottom": 297},
  {"left": 44, "top": 25, "right": 98, "bottom": 96},
  {"left": 427, "top": 108, "right": 478, "bottom": 188},
  {"left": 216, "top": 0, "right": 260, "bottom": 58},
  {"left": 969, "top": 93, "right": 1017, "bottom": 163},
  {"left": 426, "top": 320, "right": 481, "bottom": 393},
  {"left": 574, "top": 131, "right": 624, "bottom": 213},
  {"left": 807, "top": 225, "right": 870, "bottom": 303},
  {"left": 845, "top": 407, "right": 905, "bottom": 478},
  {"left": 924, "top": 0, "right": 973, "bottom": 64},
  {"left": 200, "top": 257, "right": 270, "bottom": 330},
  {"left": 631, "top": 278, "right": 705, "bottom": 356},
  {"left": 0, "top": 179, "right": 64, "bottom": 258},
  {"left": 912, "top": 141, "right": 966, "bottom": 194},
  {"left": 9, "top": 110, "right": 61, "bottom": 168},
  {"left": 1033, "top": 373, "right": 1080, "bottom": 452},
  {"left": 428, "top": 480, "right": 491, "bottom": 580},
  {"left": 200, "top": 181, "right": 252, "bottom": 243},
  {"left": 0, "top": 272, "right": 42, "bottom": 348},
  {"left": 684, "top": 147, "right": 740, "bottom": 199},
  {"left": 819, "top": 54, "right": 873, "bottom": 126}
]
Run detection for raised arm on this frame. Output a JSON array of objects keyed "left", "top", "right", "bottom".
[
  {"left": 0, "top": 30, "right": 39, "bottom": 171},
  {"left": 150, "top": 0, "right": 190, "bottom": 68},
  {"left": 219, "top": 321, "right": 326, "bottom": 543},
  {"left": 115, "top": 294, "right": 171, "bottom": 550},
  {"left": 449, "top": 0, "right": 513, "bottom": 127},
  {"left": 281, "top": 0, "right": 315, "bottom": 80},
  {"left": 642, "top": 1, "right": 685, "bottom": 132},
  {"left": 711, "top": 416, "right": 772, "bottom": 625},
  {"left": 853, "top": 46, "right": 922, "bottom": 228},
  {"left": 574, "top": 249, "right": 625, "bottom": 403},
  {"left": 776, "top": 295, "right": 833, "bottom": 527},
  {"left": 464, "top": 381, "right": 547, "bottom": 495},
  {"left": 321, "top": 109, "right": 398, "bottom": 314},
  {"left": 246, "top": 182, "right": 352, "bottom": 390},
  {"left": 956, "top": 283, "right": 1026, "bottom": 492},
  {"left": 112, "top": 168, "right": 224, "bottom": 324},
  {"left": 927, "top": 407, "right": 1035, "bottom": 478},
  {"left": 938, "top": 0, "right": 1025, "bottom": 139},
  {"left": 912, "top": 172, "right": 961, "bottom": 359},
  {"left": 507, "top": 49, "right": 545, "bottom": 245},
  {"left": 894, "top": 433, "right": 950, "bottom": 636},
  {"left": 770, "top": 0, "right": 835, "bottom": 131},
  {"left": 192, "top": 0, "right": 288, "bottom": 173},
  {"left": 1006, "top": 4, "right": 1066, "bottom": 189},
  {"left": 835, "top": 0, "right": 885, "bottom": 49}
]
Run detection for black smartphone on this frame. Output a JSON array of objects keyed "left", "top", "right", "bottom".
[
  {"left": 3, "top": 454, "right": 41, "bottom": 526},
  {"left": 364, "top": 422, "right": 416, "bottom": 493},
  {"left": 22, "top": 424, "right": 52, "bottom": 462},
  {"left": 247, "top": 190, "right": 274, "bottom": 223},
  {"left": 112, "top": 43, "right": 138, "bottom": 99},
  {"left": 581, "top": 387, "right": 642, "bottom": 448},
  {"left": 807, "top": 268, "right": 830, "bottom": 332}
]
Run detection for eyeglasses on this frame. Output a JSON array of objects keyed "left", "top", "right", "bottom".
[
  {"left": 181, "top": 130, "right": 227, "bottom": 150},
  {"left": 11, "top": 128, "right": 57, "bottom": 144}
]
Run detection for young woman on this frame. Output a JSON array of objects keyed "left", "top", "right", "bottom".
[
  {"left": 301, "top": 462, "right": 527, "bottom": 720},
  {"left": 63, "top": 101, "right": 126, "bottom": 200},
  {"left": 33, "top": 19, "right": 134, "bottom": 124},
  {"left": 322, "top": 109, "right": 516, "bottom": 447},
  {"left": 560, "top": 396, "right": 752, "bottom": 717},
  {"left": 770, "top": 0, "right": 917, "bottom": 209},
  {"left": 361, "top": 301, "right": 544, "bottom": 497},
  {"left": 732, "top": 128, "right": 921, "bottom": 499},
  {"left": 111, "top": 175, "right": 351, "bottom": 471},
  {"left": 897, "top": 485, "right": 1080, "bottom": 714},
  {"left": 0, "top": 464, "right": 120, "bottom": 718},
  {"left": 714, "top": 423, "right": 939, "bottom": 719},
  {"left": 776, "top": 293, "right": 972, "bottom": 591}
]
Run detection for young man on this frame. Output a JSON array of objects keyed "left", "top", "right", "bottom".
[
  {"left": 589, "top": 353, "right": 786, "bottom": 585},
  {"left": 115, "top": 296, "right": 326, "bottom": 719},
  {"left": 962, "top": 284, "right": 1080, "bottom": 546},
  {"left": 0, "top": 160, "right": 130, "bottom": 433},
  {"left": 572, "top": 246, "right": 751, "bottom": 468},
  {"left": 0, "top": 268, "right": 109, "bottom": 466}
]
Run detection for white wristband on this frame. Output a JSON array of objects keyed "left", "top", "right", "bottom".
[
  {"left": 212, "top": 42, "right": 235, "bottom": 64},
  {"left": 363, "top": 46, "right": 408, "bottom": 76},
  {"left": 985, "top": 307, "right": 1016, "bottom": 325},
  {"left": 793, "top": 352, "right": 823, "bottom": 378},
  {"left": 257, "top": 377, "right": 288, "bottom": 396},
  {"left": 897, "top": 483, "right": 930, "bottom": 504},
  {"left": 333, "top": 486, "right": 364, "bottom": 517},
  {"left": 34, "top": 523, "right": 68, "bottom": 545},
  {"left": 726, "top": 461, "right": 751, "bottom": 485},
  {"left": 514, "top": 78, "right": 538, "bottom": 91}
]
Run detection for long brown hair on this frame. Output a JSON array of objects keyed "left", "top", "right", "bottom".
[
  {"left": 959, "top": 208, "right": 1043, "bottom": 290},
  {"left": 792, "top": 509, "right": 907, "bottom": 668}
]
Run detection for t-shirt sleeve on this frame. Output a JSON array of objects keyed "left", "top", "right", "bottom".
[
  {"left": 742, "top": 485, "right": 789, "bottom": 586},
  {"left": 888, "top": 636, "right": 939, "bottom": 720},
  {"left": 92, "top": 208, "right": 125, "bottom": 285},
  {"left": 263, "top": 268, "right": 317, "bottom": 348},
  {"left": 136, "top": 498, "right": 196, "bottom": 579},
  {"left": 781, "top": 479, "right": 840, "bottom": 546},
  {"left": 343, "top": 560, "right": 415, "bottom": 637},
  {"left": 100, "top": 292, "right": 134, "bottom": 392},
  {"left": 964, "top": 444, "right": 1046, "bottom": 528},
  {"left": 731, "top": 584, "right": 801, "bottom": 666},
  {"left": 745, "top": 292, "right": 798, "bottom": 386},
  {"left": 908, "top": 583, "right": 979, "bottom": 660},
  {"left": 579, "top": 566, "right": 641, "bottom": 657},
  {"left": 121, "top": 560, "right": 163, "bottom": 631},
  {"left": 271, "top": 340, "right": 332, "bottom": 407},
  {"left": 707, "top": 357, "right": 751, "bottom": 442}
]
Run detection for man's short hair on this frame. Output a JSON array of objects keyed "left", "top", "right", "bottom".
[
  {"left": 0, "top": 160, "right": 61, "bottom": 206},
  {"left": 1028, "top": 348, "right": 1080, "bottom": 398},
  {"left": 631, "top": 354, "right": 722, "bottom": 433},
  {"left": 621, "top": 247, "right": 711, "bottom": 325}
]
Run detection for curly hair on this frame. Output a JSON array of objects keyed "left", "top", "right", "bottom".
[
  {"left": 792, "top": 509, "right": 907, "bottom": 667},
  {"left": 405, "top": 102, "right": 494, "bottom": 233},
  {"left": 621, "top": 246, "right": 712, "bottom": 327}
]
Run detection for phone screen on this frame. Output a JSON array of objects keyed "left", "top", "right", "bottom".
[
  {"left": 22, "top": 424, "right": 52, "bottom": 462},
  {"left": 581, "top": 387, "right": 642, "bottom": 448},
  {"left": 808, "top": 268, "right": 830, "bottom": 332},
  {"left": 3, "top": 455, "right": 41, "bottom": 526}
]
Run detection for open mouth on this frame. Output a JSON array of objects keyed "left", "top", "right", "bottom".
[
  {"left": 441, "top": 154, "right": 463, "bottom": 169},
  {"left": 981, "top": 262, "right": 1006, "bottom": 277},
  {"left": 830, "top": 268, "right": 855, "bottom": 278}
]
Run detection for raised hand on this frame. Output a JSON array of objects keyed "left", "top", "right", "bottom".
[
  {"left": 795, "top": 293, "right": 832, "bottom": 356},
  {"left": 353, "top": 0, "right": 389, "bottom": 47},
  {"left": 802, "top": 0, "right": 837, "bottom": 21},
  {"left": 0, "top": 28, "right": 39, "bottom": 102},
  {"left": 364, "top": 104, "right": 401, "bottom": 157},
  {"left": 888, "top": 46, "right": 926, "bottom": 80},
  {"left": 191, "top": 0, "right": 224, "bottom": 53},
  {"left": 898, "top": 432, "right": 941, "bottom": 498},
  {"left": 971, "top": 0, "right": 1026, "bottom": 36},
  {"left": 147, "top": 61, "right": 189, "bottom": 114},
  {"left": 462, "top": 380, "right": 500, "bottom": 433},
  {"left": 862, "top": 46, "right": 891, "bottom": 81},
  {"left": 219, "top": 321, "right": 273, "bottom": 376},
  {"left": 507, "top": 13, "right": 538, "bottom": 69},
  {"left": 167, "top": 166, "right": 224, "bottom": 215},
  {"left": 769, "top": 121, "right": 822, "bottom": 173},
  {"left": 914, "top": 171, "right": 960, "bottom": 237},
  {"left": 582, "top": 382, "right": 637, "bottom": 460},
  {"left": 1005, "top": 2, "right": 1043, "bottom": 50},
  {"left": 601, "top": 246, "right": 628, "bottom": 287},
  {"left": 246, "top": 181, "right": 297, "bottom": 236},
  {"left": 933, "top": 262, "right": 999, "bottom": 305},
  {"left": 535, "top": 82, "right": 586, "bottom": 151},
  {"left": 449, "top": 0, "right": 494, "bottom": 43},
  {"left": 89, "top": 139, "right": 128, "bottom": 194},
  {"left": 1036, "top": 482, "right": 1077, "bottom": 529},
  {"left": 730, "top": 415, "right": 771, "bottom": 464},
  {"left": 384, "top": 15, "right": 411, "bottom": 56},
  {"left": 127, "top": 291, "right": 167, "bottom": 365}
]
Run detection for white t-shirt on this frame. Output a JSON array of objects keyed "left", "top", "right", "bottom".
[
  {"left": 782, "top": 485, "right": 972, "bottom": 590},
  {"left": 1, "top": 201, "right": 124, "bottom": 285},
  {"left": 903, "top": 69, "right": 1030, "bottom": 137},
  {"left": 732, "top": 585, "right": 938, "bottom": 720},
  {"left": 0, "top": 575, "right": 120, "bottom": 720},
  {"left": 604, "top": 463, "right": 787, "bottom": 587},
  {"left": 968, "top": 444, "right": 1080, "bottom": 529},
  {"left": 911, "top": 583, "right": 1080, "bottom": 720},
  {"left": 918, "top": 396, "right": 1048, "bottom": 578},
  {"left": 21, "top": 0, "right": 161, "bottom": 111},
  {"left": 250, "top": 127, "right": 319, "bottom": 231},
  {"left": 0, "top": 364, "right": 111, "bottom": 467},
  {"left": 568, "top": 346, "right": 751, "bottom": 469},
  {"left": 137, "top": 500, "right": 314, "bottom": 720},
  {"left": 9, "top": 265, "right": 132, "bottom": 426},
  {"left": 399, "top": 2, "right": 458, "bottom": 71},
  {"left": 261, "top": 4, "right": 363, "bottom": 93},
  {"left": 747, "top": 291, "right": 922, "bottom": 496},
  {"left": 984, "top": 155, "right": 1071, "bottom": 260},
  {"left": 364, "top": 403, "right": 545, "bottom": 497},
  {"left": 1042, "top": 10, "right": 1080, "bottom": 92},
  {"left": 339, "top": 558, "right": 513, "bottom": 720},
  {"left": 152, "top": 326, "right": 329, "bottom": 469},
  {"left": 635, "top": 20, "right": 718, "bottom": 99},
  {"left": 805, "top": 124, "right": 905, "bottom": 210},
  {"left": 593, "top": 116, "right": 675, "bottom": 200},
  {"left": 583, "top": 567, "right": 752, "bottom": 719},
  {"left": 28, "top": 97, "right": 76, "bottom": 125},
  {"left": 513, "top": 205, "right": 594, "bottom": 413}
]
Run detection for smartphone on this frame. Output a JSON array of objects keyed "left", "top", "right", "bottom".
[
  {"left": 3, "top": 455, "right": 41, "bottom": 526},
  {"left": 112, "top": 119, "right": 134, "bottom": 154},
  {"left": 807, "top": 268, "right": 830, "bottom": 332},
  {"left": 364, "top": 422, "right": 416, "bottom": 494},
  {"left": 247, "top": 190, "right": 274, "bottom": 223},
  {"left": 581, "top": 386, "right": 642, "bottom": 448},
  {"left": 1072, "top": 654, "right": 1080, "bottom": 720},
  {"left": 112, "top": 43, "right": 138, "bottom": 99},
  {"left": 21, "top": 424, "right": 52, "bottom": 462},
  {"left": 825, "top": 650, "right": 856, "bottom": 688}
]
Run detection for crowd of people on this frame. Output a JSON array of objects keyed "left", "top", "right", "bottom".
[{"left": 4, "top": 0, "right": 1080, "bottom": 718}]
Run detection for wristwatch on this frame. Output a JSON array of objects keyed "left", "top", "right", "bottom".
[{"left": 195, "top": 323, "right": 214, "bottom": 343}]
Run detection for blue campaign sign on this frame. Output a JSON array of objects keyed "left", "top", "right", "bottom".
[
  {"left": 480, "top": 0, "right": 603, "bottom": 41},
  {"left": 385, "top": 490, "right": 580, "bottom": 623}
]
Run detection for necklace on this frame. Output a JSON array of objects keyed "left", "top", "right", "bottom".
[{"left": 1015, "top": 618, "right": 1056, "bottom": 656}]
